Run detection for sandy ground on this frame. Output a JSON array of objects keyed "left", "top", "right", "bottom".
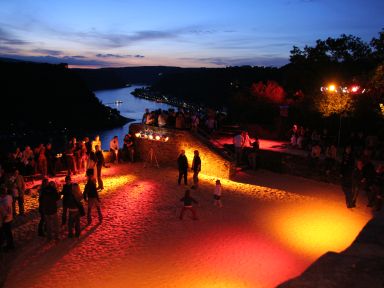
[{"left": 2, "top": 162, "right": 373, "bottom": 288}]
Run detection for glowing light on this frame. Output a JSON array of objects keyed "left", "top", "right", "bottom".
[
  {"left": 380, "top": 103, "right": 384, "bottom": 116},
  {"left": 328, "top": 84, "right": 336, "bottom": 92},
  {"left": 267, "top": 203, "right": 370, "bottom": 257},
  {"left": 350, "top": 85, "right": 359, "bottom": 93},
  {"left": 134, "top": 129, "right": 169, "bottom": 142}
]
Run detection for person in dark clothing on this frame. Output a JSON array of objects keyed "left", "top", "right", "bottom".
[
  {"left": 179, "top": 189, "right": 198, "bottom": 220},
  {"left": 362, "top": 159, "right": 376, "bottom": 207},
  {"left": 248, "top": 138, "right": 260, "bottom": 170},
  {"left": 0, "top": 184, "right": 14, "bottom": 250},
  {"left": 60, "top": 175, "right": 72, "bottom": 225},
  {"left": 65, "top": 139, "right": 77, "bottom": 175},
  {"left": 95, "top": 145, "right": 104, "bottom": 190},
  {"left": 340, "top": 145, "right": 355, "bottom": 208},
  {"left": 123, "top": 133, "right": 135, "bottom": 162},
  {"left": 177, "top": 150, "right": 188, "bottom": 185},
  {"left": 37, "top": 178, "right": 49, "bottom": 236},
  {"left": 83, "top": 174, "right": 102, "bottom": 225},
  {"left": 40, "top": 181, "right": 60, "bottom": 240},
  {"left": 371, "top": 164, "right": 384, "bottom": 211},
  {"left": 191, "top": 150, "right": 201, "bottom": 189},
  {"left": 67, "top": 182, "right": 83, "bottom": 238},
  {"left": 45, "top": 143, "right": 56, "bottom": 177},
  {"left": 351, "top": 159, "right": 365, "bottom": 207}
]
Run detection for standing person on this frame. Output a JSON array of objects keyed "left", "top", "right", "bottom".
[
  {"left": 248, "top": 138, "right": 260, "bottom": 170},
  {"left": 38, "top": 146, "right": 48, "bottom": 177},
  {"left": 91, "top": 135, "right": 102, "bottom": 152},
  {"left": 340, "top": 145, "right": 355, "bottom": 208},
  {"left": 60, "top": 175, "right": 73, "bottom": 226},
  {"left": 40, "top": 181, "right": 60, "bottom": 241},
  {"left": 79, "top": 140, "right": 88, "bottom": 173},
  {"left": 83, "top": 174, "right": 102, "bottom": 225},
  {"left": 123, "top": 133, "right": 135, "bottom": 162},
  {"left": 65, "top": 138, "right": 77, "bottom": 175},
  {"left": 352, "top": 159, "right": 366, "bottom": 207},
  {"left": 213, "top": 179, "right": 223, "bottom": 208},
  {"left": 5, "top": 173, "right": 20, "bottom": 218},
  {"left": 84, "top": 137, "right": 92, "bottom": 155},
  {"left": 179, "top": 189, "right": 198, "bottom": 220},
  {"left": 191, "top": 113, "right": 200, "bottom": 132},
  {"left": 37, "top": 178, "right": 49, "bottom": 236},
  {"left": 177, "top": 150, "right": 188, "bottom": 185},
  {"left": 191, "top": 150, "right": 201, "bottom": 189},
  {"left": 45, "top": 143, "right": 56, "bottom": 177},
  {"left": 109, "top": 136, "right": 119, "bottom": 164},
  {"left": 142, "top": 108, "right": 150, "bottom": 124},
  {"left": 0, "top": 184, "right": 15, "bottom": 250},
  {"left": 67, "top": 183, "right": 83, "bottom": 238},
  {"left": 95, "top": 145, "right": 104, "bottom": 190},
  {"left": 233, "top": 132, "right": 244, "bottom": 165},
  {"left": 13, "top": 169, "right": 25, "bottom": 216}
]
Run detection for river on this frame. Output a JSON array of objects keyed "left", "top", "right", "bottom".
[{"left": 94, "top": 85, "right": 175, "bottom": 150}]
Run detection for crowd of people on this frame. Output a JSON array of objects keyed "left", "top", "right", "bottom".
[
  {"left": 0, "top": 142, "right": 223, "bottom": 252},
  {"left": 232, "top": 130, "right": 260, "bottom": 169},
  {"left": 1, "top": 116, "right": 383, "bottom": 254},
  {"left": 0, "top": 131, "right": 139, "bottom": 251},
  {"left": 141, "top": 107, "right": 226, "bottom": 134},
  {"left": 288, "top": 124, "right": 384, "bottom": 210},
  {"left": 340, "top": 145, "right": 384, "bottom": 210}
]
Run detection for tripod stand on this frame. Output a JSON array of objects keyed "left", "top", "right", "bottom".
[{"left": 144, "top": 147, "right": 159, "bottom": 168}]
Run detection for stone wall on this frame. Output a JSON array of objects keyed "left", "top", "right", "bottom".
[{"left": 130, "top": 124, "right": 234, "bottom": 179}]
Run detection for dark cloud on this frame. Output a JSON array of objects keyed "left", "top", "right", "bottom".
[
  {"left": 180, "top": 55, "right": 289, "bottom": 67},
  {"left": 96, "top": 53, "right": 145, "bottom": 58},
  {"left": 0, "top": 45, "right": 21, "bottom": 54},
  {"left": 80, "top": 30, "right": 177, "bottom": 48},
  {"left": 0, "top": 27, "right": 29, "bottom": 45},
  {"left": 0, "top": 54, "right": 107, "bottom": 67},
  {"left": 32, "top": 49, "right": 62, "bottom": 56}
]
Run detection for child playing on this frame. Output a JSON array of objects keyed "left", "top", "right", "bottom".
[
  {"left": 213, "top": 180, "right": 223, "bottom": 208},
  {"left": 179, "top": 189, "right": 198, "bottom": 220}
]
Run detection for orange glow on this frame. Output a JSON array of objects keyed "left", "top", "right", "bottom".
[
  {"left": 155, "top": 135, "right": 161, "bottom": 140},
  {"left": 266, "top": 203, "right": 370, "bottom": 258},
  {"left": 328, "top": 84, "right": 336, "bottom": 92},
  {"left": 198, "top": 175, "right": 370, "bottom": 259},
  {"left": 135, "top": 132, "right": 141, "bottom": 138}
]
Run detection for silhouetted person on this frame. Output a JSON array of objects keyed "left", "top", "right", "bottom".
[
  {"left": 191, "top": 150, "right": 201, "bottom": 189},
  {"left": 179, "top": 189, "right": 198, "bottom": 220},
  {"left": 177, "top": 150, "right": 188, "bottom": 185},
  {"left": 95, "top": 145, "right": 104, "bottom": 190},
  {"left": 340, "top": 145, "right": 355, "bottom": 208},
  {"left": 83, "top": 174, "right": 102, "bottom": 225}
]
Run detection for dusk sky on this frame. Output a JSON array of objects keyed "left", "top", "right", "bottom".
[{"left": 0, "top": 0, "right": 383, "bottom": 68}]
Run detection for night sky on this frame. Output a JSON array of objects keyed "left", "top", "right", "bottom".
[{"left": 0, "top": 0, "right": 382, "bottom": 68}]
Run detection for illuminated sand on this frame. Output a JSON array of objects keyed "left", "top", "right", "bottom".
[{"left": 4, "top": 164, "right": 372, "bottom": 288}]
